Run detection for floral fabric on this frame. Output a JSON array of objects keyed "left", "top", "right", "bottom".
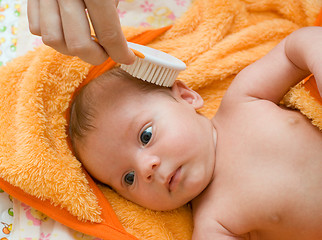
[
  {"left": 0, "top": 0, "right": 20, "bottom": 66},
  {"left": 0, "top": 189, "right": 13, "bottom": 240},
  {"left": 11, "top": 199, "right": 101, "bottom": 240}
]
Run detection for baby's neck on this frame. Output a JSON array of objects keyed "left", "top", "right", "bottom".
[{"left": 190, "top": 121, "right": 218, "bottom": 207}]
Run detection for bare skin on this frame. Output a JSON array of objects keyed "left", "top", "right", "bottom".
[
  {"left": 192, "top": 27, "right": 322, "bottom": 239},
  {"left": 27, "top": 0, "right": 135, "bottom": 65},
  {"left": 192, "top": 104, "right": 322, "bottom": 240}
]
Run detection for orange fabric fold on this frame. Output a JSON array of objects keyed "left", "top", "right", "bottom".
[
  {"left": 314, "top": 7, "right": 322, "bottom": 25},
  {"left": 303, "top": 75, "right": 322, "bottom": 105},
  {"left": 0, "top": 171, "right": 135, "bottom": 240}
]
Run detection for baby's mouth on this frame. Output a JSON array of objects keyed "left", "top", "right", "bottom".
[{"left": 168, "top": 166, "right": 182, "bottom": 192}]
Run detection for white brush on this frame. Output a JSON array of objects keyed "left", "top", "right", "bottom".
[{"left": 120, "top": 42, "right": 186, "bottom": 87}]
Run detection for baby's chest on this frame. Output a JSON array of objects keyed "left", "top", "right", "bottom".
[
  {"left": 212, "top": 105, "right": 322, "bottom": 239},
  {"left": 211, "top": 166, "right": 322, "bottom": 240}
]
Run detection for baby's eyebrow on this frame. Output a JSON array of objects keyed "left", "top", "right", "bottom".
[
  {"left": 124, "top": 112, "right": 141, "bottom": 136},
  {"left": 105, "top": 165, "right": 124, "bottom": 190}
]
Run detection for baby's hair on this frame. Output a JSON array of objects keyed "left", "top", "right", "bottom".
[{"left": 69, "top": 67, "right": 169, "bottom": 154}]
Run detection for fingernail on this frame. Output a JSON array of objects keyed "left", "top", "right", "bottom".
[
  {"left": 91, "top": 35, "right": 99, "bottom": 43},
  {"left": 127, "top": 49, "right": 136, "bottom": 65}
]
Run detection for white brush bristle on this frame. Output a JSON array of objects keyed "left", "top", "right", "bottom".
[
  {"left": 120, "top": 56, "right": 179, "bottom": 87},
  {"left": 119, "top": 42, "right": 186, "bottom": 87}
]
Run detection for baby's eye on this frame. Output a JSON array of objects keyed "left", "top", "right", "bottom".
[
  {"left": 140, "top": 126, "right": 152, "bottom": 145},
  {"left": 124, "top": 171, "right": 135, "bottom": 185}
]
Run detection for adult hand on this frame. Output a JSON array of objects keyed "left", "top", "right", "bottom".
[{"left": 27, "top": 0, "right": 135, "bottom": 65}]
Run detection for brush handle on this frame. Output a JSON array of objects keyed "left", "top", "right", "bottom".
[{"left": 120, "top": 42, "right": 186, "bottom": 87}]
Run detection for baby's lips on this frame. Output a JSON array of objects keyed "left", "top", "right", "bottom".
[{"left": 167, "top": 166, "right": 182, "bottom": 192}]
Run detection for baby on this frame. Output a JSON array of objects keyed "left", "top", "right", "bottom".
[{"left": 69, "top": 27, "right": 322, "bottom": 240}]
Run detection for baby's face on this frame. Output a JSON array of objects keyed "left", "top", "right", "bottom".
[{"left": 77, "top": 81, "right": 217, "bottom": 210}]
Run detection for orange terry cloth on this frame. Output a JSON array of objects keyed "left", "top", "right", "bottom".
[{"left": 0, "top": 0, "right": 321, "bottom": 239}]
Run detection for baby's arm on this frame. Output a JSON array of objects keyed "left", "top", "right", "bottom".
[
  {"left": 223, "top": 27, "right": 322, "bottom": 104},
  {"left": 192, "top": 199, "right": 248, "bottom": 240},
  {"left": 193, "top": 220, "right": 246, "bottom": 240}
]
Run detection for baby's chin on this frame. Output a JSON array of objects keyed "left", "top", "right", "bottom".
[
  {"left": 139, "top": 198, "right": 193, "bottom": 212},
  {"left": 145, "top": 175, "right": 213, "bottom": 211},
  {"left": 134, "top": 190, "right": 203, "bottom": 212}
]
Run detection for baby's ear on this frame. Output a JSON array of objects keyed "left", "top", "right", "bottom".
[{"left": 171, "top": 80, "right": 204, "bottom": 109}]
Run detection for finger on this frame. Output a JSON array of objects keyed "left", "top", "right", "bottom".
[
  {"left": 84, "top": 0, "right": 135, "bottom": 65},
  {"left": 27, "top": 0, "right": 41, "bottom": 35},
  {"left": 39, "top": 0, "right": 69, "bottom": 55},
  {"left": 57, "top": 0, "right": 109, "bottom": 65}
]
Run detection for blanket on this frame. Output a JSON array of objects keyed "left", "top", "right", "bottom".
[{"left": 0, "top": 0, "right": 321, "bottom": 239}]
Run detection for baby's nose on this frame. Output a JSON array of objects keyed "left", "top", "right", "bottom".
[{"left": 138, "top": 155, "right": 160, "bottom": 182}]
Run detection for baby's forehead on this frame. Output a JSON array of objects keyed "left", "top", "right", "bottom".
[
  {"left": 95, "top": 70, "right": 145, "bottom": 92},
  {"left": 92, "top": 69, "right": 169, "bottom": 100},
  {"left": 89, "top": 74, "right": 136, "bottom": 100},
  {"left": 87, "top": 75, "right": 145, "bottom": 112}
]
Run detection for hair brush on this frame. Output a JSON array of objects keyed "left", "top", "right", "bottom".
[{"left": 120, "top": 42, "right": 186, "bottom": 87}]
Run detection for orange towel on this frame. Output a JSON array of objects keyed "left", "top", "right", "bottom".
[{"left": 0, "top": 0, "right": 321, "bottom": 239}]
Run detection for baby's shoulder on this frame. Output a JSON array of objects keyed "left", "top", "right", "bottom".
[{"left": 213, "top": 94, "right": 278, "bottom": 127}]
